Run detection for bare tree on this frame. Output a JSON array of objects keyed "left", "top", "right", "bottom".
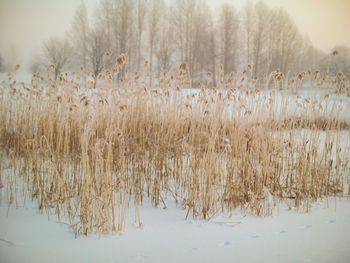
[
  {"left": 53, "top": 0, "right": 331, "bottom": 86},
  {"left": 278, "top": 10, "right": 300, "bottom": 73},
  {"left": 42, "top": 37, "right": 71, "bottom": 81},
  {"left": 156, "top": 3, "right": 174, "bottom": 74},
  {"left": 86, "top": 26, "right": 109, "bottom": 87},
  {"left": 108, "top": 0, "right": 135, "bottom": 75},
  {"left": 70, "top": 1, "right": 89, "bottom": 70},
  {"left": 172, "top": 0, "right": 196, "bottom": 67},
  {"left": 190, "top": 2, "right": 212, "bottom": 83},
  {"left": 219, "top": 3, "right": 239, "bottom": 76},
  {"left": 266, "top": 9, "right": 302, "bottom": 75},
  {"left": 136, "top": 0, "right": 147, "bottom": 72},
  {"left": 113, "top": 0, "right": 134, "bottom": 56},
  {"left": 148, "top": 0, "right": 163, "bottom": 85},
  {"left": 252, "top": 1, "right": 269, "bottom": 78},
  {"left": 208, "top": 19, "right": 217, "bottom": 87},
  {"left": 172, "top": 0, "right": 215, "bottom": 84},
  {"left": 96, "top": 0, "right": 114, "bottom": 45},
  {"left": 243, "top": 0, "right": 253, "bottom": 66}
]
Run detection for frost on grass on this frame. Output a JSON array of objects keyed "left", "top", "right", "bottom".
[{"left": 0, "top": 61, "right": 349, "bottom": 236}]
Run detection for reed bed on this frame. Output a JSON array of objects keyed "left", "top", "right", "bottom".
[{"left": 0, "top": 65, "right": 349, "bottom": 236}]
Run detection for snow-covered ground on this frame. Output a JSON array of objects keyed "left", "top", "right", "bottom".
[{"left": 1, "top": 195, "right": 350, "bottom": 263}]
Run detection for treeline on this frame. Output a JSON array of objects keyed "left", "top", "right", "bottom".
[{"left": 33, "top": 0, "right": 350, "bottom": 85}]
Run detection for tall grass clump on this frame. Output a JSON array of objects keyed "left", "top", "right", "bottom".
[{"left": 0, "top": 60, "right": 349, "bottom": 236}]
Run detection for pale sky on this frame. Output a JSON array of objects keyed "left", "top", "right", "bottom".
[{"left": 0, "top": 0, "right": 349, "bottom": 68}]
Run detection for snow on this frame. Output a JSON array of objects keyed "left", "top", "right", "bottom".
[
  {"left": 1, "top": 194, "right": 350, "bottom": 263},
  {"left": 1, "top": 73, "right": 350, "bottom": 262}
]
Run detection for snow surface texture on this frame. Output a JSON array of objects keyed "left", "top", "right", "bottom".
[{"left": 1, "top": 196, "right": 350, "bottom": 263}]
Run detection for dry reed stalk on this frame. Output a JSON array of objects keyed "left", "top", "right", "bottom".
[{"left": 0, "top": 63, "right": 349, "bottom": 236}]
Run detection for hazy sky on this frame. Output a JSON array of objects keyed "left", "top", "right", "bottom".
[{"left": 1, "top": 0, "right": 349, "bottom": 67}]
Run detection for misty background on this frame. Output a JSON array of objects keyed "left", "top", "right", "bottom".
[{"left": 0, "top": 0, "right": 350, "bottom": 83}]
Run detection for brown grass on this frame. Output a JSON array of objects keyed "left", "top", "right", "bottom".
[{"left": 0, "top": 62, "right": 349, "bottom": 236}]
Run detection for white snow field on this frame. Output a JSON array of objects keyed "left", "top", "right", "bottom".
[{"left": 1, "top": 195, "right": 350, "bottom": 263}]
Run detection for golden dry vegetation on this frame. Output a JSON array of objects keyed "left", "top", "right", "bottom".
[{"left": 0, "top": 61, "right": 349, "bottom": 236}]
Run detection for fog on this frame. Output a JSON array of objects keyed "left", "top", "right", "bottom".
[
  {"left": 0, "top": 0, "right": 349, "bottom": 72},
  {"left": 0, "top": 0, "right": 98, "bottom": 67}
]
